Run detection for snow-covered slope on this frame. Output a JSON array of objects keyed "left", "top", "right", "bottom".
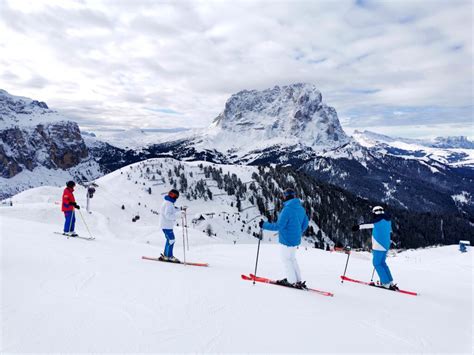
[
  {"left": 353, "top": 130, "right": 474, "bottom": 168},
  {"left": 1, "top": 182, "right": 472, "bottom": 352},
  {"left": 0, "top": 158, "right": 310, "bottom": 245},
  {"left": 6, "top": 157, "right": 472, "bottom": 250},
  {"left": 0, "top": 162, "right": 100, "bottom": 201}
]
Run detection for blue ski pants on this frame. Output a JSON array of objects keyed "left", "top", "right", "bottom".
[
  {"left": 372, "top": 250, "right": 393, "bottom": 285},
  {"left": 162, "top": 229, "right": 175, "bottom": 257},
  {"left": 64, "top": 211, "right": 76, "bottom": 233}
]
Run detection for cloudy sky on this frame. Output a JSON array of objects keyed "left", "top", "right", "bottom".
[{"left": 0, "top": 0, "right": 472, "bottom": 138}]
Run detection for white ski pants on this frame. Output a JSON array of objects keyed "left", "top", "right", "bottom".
[{"left": 281, "top": 245, "right": 301, "bottom": 283}]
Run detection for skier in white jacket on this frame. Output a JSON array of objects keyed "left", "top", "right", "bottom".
[{"left": 159, "top": 189, "right": 182, "bottom": 262}]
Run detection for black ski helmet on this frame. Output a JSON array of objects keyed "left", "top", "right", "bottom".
[
  {"left": 168, "top": 189, "right": 180, "bottom": 199},
  {"left": 66, "top": 181, "right": 76, "bottom": 188}
]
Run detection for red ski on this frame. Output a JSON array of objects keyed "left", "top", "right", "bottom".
[
  {"left": 142, "top": 256, "right": 209, "bottom": 267},
  {"left": 340, "top": 275, "right": 418, "bottom": 296},
  {"left": 242, "top": 274, "right": 334, "bottom": 297}
]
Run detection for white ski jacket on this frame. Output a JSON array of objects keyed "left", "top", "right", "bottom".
[{"left": 159, "top": 196, "right": 179, "bottom": 229}]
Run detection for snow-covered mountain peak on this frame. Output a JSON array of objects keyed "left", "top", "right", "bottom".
[
  {"left": 432, "top": 136, "right": 474, "bottom": 149},
  {"left": 0, "top": 89, "right": 65, "bottom": 129},
  {"left": 208, "top": 83, "right": 349, "bottom": 152},
  {"left": 352, "top": 130, "right": 396, "bottom": 147}
]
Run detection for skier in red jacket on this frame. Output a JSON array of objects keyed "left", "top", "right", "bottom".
[{"left": 62, "top": 181, "right": 80, "bottom": 236}]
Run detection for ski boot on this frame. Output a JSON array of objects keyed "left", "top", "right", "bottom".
[
  {"left": 158, "top": 254, "right": 169, "bottom": 261},
  {"left": 275, "top": 278, "right": 292, "bottom": 287},
  {"left": 389, "top": 283, "right": 399, "bottom": 291},
  {"left": 168, "top": 256, "right": 181, "bottom": 263},
  {"left": 293, "top": 281, "right": 308, "bottom": 290},
  {"left": 63, "top": 232, "right": 78, "bottom": 237}
]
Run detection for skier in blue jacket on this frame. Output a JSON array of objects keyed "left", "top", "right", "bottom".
[
  {"left": 259, "top": 188, "right": 309, "bottom": 289},
  {"left": 352, "top": 206, "right": 398, "bottom": 290}
]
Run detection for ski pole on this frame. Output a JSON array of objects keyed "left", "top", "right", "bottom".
[
  {"left": 181, "top": 213, "right": 186, "bottom": 264},
  {"left": 341, "top": 246, "right": 352, "bottom": 283},
  {"left": 78, "top": 208, "right": 94, "bottom": 239},
  {"left": 253, "top": 228, "right": 263, "bottom": 285},
  {"left": 184, "top": 208, "right": 189, "bottom": 251},
  {"left": 370, "top": 268, "right": 376, "bottom": 282}
]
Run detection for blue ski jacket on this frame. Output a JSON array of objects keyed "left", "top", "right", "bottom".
[
  {"left": 372, "top": 214, "right": 392, "bottom": 251},
  {"left": 360, "top": 213, "right": 392, "bottom": 251},
  {"left": 262, "top": 198, "right": 309, "bottom": 247}
]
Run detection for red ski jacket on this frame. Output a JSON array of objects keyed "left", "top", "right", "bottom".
[{"left": 62, "top": 187, "right": 76, "bottom": 212}]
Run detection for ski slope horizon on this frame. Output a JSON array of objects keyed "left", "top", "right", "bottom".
[{"left": 1, "top": 162, "right": 473, "bottom": 353}]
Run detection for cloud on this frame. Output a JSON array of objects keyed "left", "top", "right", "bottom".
[
  {"left": 0, "top": 0, "right": 471, "bottom": 137},
  {"left": 22, "top": 74, "right": 50, "bottom": 89}
]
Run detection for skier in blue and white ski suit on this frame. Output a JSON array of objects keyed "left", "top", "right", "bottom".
[
  {"left": 159, "top": 189, "right": 182, "bottom": 262},
  {"left": 260, "top": 188, "right": 309, "bottom": 288},
  {"left": 352, "top": 206, "right": 397, "bottom": 289}
]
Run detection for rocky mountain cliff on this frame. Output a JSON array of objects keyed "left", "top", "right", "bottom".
[
  {"left": 0, "top": 121, "right": 89, "bottom": 178},
  {"left": 0, "top": 89, "right": 101, "bottom": 199}
]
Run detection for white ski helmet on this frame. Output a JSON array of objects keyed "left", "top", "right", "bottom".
[{"left": 372, "top": 206, "right": 384, "bottom": 215}]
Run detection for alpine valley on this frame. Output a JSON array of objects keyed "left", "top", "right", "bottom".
[{"left": 1, "top": 84, "right": 473, "bottom": 249}]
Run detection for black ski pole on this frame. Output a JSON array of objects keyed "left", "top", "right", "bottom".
[
  {"left": 341, "top": 246, "right": 352, "bottom": 283},
  {"left": 253, "top": 228, "right": 263, "bottom": 285},
  {"left": 370, "top": 268, "right": 376, "bottom": 282}
]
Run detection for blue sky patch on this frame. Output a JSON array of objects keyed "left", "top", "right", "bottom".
[{"left": 145, "top": 107, "right": 182, "bottom": 115}]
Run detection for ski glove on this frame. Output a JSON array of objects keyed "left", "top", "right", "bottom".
[
  {"left": 71, "top": 202, "right": 80, "bottom": 210},
  {"left": 351, "top": 225, "right": 359, "bottom": 232},
  {"left": 258, "top": 219, "right": 264, "bottom": 228}
]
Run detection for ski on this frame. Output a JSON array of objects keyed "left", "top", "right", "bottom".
[
  {"left": 141, "top": 256, "right": 209, "bottom": 267},
  {"left": 340, "top": 275, "right": 418, "bottom": 296},
  {"left": 54, "top": 232, "right": 95, "bottom": 240},
  {"left": 242, "top": 274, "right": 334, "bottom": 297}
]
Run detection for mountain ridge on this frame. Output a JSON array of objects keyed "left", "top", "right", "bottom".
[{"left": 1, "top": 86, "right": 473, "bottom": 218}]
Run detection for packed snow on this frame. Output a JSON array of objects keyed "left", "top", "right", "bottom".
[{"left": 1, "top": 161, "right": 472, "bottom": 353}]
